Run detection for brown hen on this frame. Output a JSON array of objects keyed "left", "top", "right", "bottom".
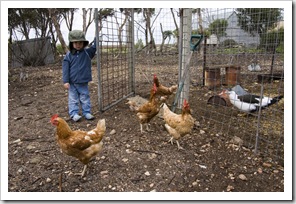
[
  {"left": 162, "top": 99, "right": 195, "bottom": 150},
  {"left": 152, "top": 74, "right": 178, "bottom": 99},
  {"left": 127, "top": 83, "right": 161, "bottom": 134},
  {"left": 51, "top": 115, "right": 106, "bottom": 177}
]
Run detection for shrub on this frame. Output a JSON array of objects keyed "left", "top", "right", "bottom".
[
  {"left": 276, "top": 42, "right": 284, "bottom": 53},
  {"left": 56, "top": 44, "right": 64, "bottom": 55},
  {"left": 135, "top": 39, "right": 144, "bottom": 50},
  {"left": 221, "top": 39, "right": 238, "bottom": 47},
  {"left": 259, "top": 27, "right": 284, "bottom": 52}
]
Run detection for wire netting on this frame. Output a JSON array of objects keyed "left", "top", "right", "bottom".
[
  {"left": 96, "top": 8, "right": 284, "bottom": 164},
  {"left": 96, "top": 9, "right": 135, "bottom": 111},
  {"left": 191, "top": 8, "right": 284, "bottom": 165}
]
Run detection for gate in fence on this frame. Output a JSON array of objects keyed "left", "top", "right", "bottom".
[{"left": 95, "top": 8, "right": 135, "bottom": 112}]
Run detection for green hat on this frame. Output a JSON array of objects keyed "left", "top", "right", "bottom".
[{"left": 68, "top": 30, "right": 89, "bottom": 50}]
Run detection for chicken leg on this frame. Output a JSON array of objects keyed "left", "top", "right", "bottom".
[
  {"left": 140, "top": 124, "right": 145, "bottom": 134},
  {"left": 168, "top": 137, "right": 184, "bottom": 150},
  {"left": 140, "top": 123, "right": 151, "bottom": 134},
  {"left": 165, "top": 124, "right": 184, "bottom": 150}
]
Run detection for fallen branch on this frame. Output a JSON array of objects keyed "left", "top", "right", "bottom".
[
  {"left": 168, "top": 174, "right": 176, "bottom": 186},
  {"left": 34, "top": 116, "right": 46, "bottom": 121},
  {"left": 31, "top": 177, "right": 41, "bottom": 185},
  {"left": 34, "top": 148, "right": 55, "bottom": 153}
]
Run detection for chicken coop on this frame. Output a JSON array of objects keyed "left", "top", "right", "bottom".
[{"left": 94, "top": 8, "right": 285, "bottom": 165}]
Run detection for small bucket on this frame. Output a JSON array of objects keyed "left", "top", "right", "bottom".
[
  {"left": 205, "top": 67, "right": 221, "bottom": 89},
  {"left": 225, "top": 65, "right": 241, "bottom": 85}
]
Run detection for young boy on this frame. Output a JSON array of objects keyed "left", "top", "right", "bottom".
[{"left": 62, "top": 30, "right": 96, "bottom": 122}]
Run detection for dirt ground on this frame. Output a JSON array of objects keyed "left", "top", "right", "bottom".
[{"left": 7, "top": 53, "right": 284, "bottom": 193}]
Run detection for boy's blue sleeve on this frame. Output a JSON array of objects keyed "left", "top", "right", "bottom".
[
  {"left": 62, "top": 53, "right": 70, "bottom": 83},
  {"left": 86, "top": 37, "right": 97, "bottom": 59}
]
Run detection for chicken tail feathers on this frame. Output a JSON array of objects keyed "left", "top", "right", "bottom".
[
  {"left": 269, "top": 95, "right": 284, "bottom": 106},
  {"left": 164, "top": 124, "right": 180, "bottom": 140},
  {"left": 169, "top": 85, "right": 178, "bottom": 93},
  {"left": 96, "top": 119, "right": 106, "bottom": 135},
  {"left": 126, "top": 101, "right": 138, "bottom": 112},
  {"left": 254, "top": 95, "right": 284, "bottom": 112}
]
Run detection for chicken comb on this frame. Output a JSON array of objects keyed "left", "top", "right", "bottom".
[
  {"left": 183, "top": 99, "right": 189, "bottom": 108},
  {"left": 50, "top": 114, "right": 59, "bottom": 123}
]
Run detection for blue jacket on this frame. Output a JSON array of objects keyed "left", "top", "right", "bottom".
[{"left": 62, "top": 40, "right": 96, "bottom": 84}]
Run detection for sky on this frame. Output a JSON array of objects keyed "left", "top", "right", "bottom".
[
  {"left": 10, "top": 7, "right": 282, "bottom": 46},
  {"left": 11, "top": 8, "right": 178, "bottom": 45},
  {"left": 11, "top": 8, "right": 236, "bottom": 45}
]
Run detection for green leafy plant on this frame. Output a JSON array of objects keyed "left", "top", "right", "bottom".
[
  {"left": 221, "top": 39, "right": 238, "bottom": 47},
  {"left": 135, "top": 39, "right": 144, "bottom": 50}
]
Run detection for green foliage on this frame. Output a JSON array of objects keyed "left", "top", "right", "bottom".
[
  {"left": 56, "top": 44, "right": 64, "bottom": 55},
  {"left": 235, "top": 8, "right": 282, "bottom": 36},
  {"left": 208, "top": 19, "right": 228, "bottom": 38},
  {"left": 276, "top": 42, "right": 284, "bottom": 53},
  {"left": 8, "top": 8, "right": 75, "bottom": 36},
  {"left": 259, "top": 27, "right": 284, "bottom": 52},
  {"left": 214, "top": 47, "right": 264, "bottom": 54},
  {"left": 163, "top": 30, "right": 173, "bottom": 40},
  {"left": 191, "top": 29, "right": 198, "bottom": 35},
  {"left": 135, "top": 39, "right": 144, "bottom": 50},
  {"left": 101, "top": 47, "right": 128, "bottom": 54},
  {"left": 192, "top": 28, "right": 210, "bottom": 37},
  {"left": 97, "top": 8, "right": 115, "bottom": 21},
  {"left": 143, "top": 8, "right": 156, "bottom": 18},
  {"left": 173, "top": 29, "right": 178, "bottom": 38},
  {"left": 221, "top": 39, "right": 238, "bottom": 47}
]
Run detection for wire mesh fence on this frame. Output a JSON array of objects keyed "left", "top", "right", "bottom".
[
  {"left": 191, "top": 8, "right": 284, "bottom": 165},
  {"left": 95, "top": 8, "right": 135, "bottom": 111},
  {"left": 96, "top": 8, "right": 284, "bottom": 164}
]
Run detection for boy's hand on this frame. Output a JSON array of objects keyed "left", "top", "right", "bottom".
[{"left": 64, "top": 83, "right": 70, "bottom": 89}]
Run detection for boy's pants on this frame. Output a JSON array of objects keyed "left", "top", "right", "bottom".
[{"left": 68, "top": 83, "right": 92, "bottom": 118}]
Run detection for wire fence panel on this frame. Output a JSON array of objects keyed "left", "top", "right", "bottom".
[
  {"left": 191, "top": 8, "right": 284, "bottom": 165},
  {"left": 96, "top": 8, "right": 135, "bottom": 112},
  {"left": 133, "top": 8, "right": 180, "bottom": 91},
  {"left": 95, "top": 8, "right": 284, "bottom": 164}
]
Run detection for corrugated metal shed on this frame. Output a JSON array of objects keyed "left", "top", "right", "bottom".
[{"left": 11, "top": 37, "right": 55, "bottom": 68}]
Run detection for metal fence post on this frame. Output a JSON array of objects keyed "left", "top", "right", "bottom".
[{"left": 95, "top": 8, "right": 102, "bottom": 112}]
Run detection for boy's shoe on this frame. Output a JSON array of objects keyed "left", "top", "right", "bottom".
[
  {"left": 85, "top": 113, "right": 95, "bottom": 120},
  {"left": 72, "top": 114, "right": 82, "bottom": 122}
]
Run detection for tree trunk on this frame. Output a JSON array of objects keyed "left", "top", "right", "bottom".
[
  {"left": 197, "top": 8, "right": 203, "bottom": 33},
  {"left": 49, "top": 9, "right": 68, "bottom": 54},
  {"left": 159, "top": 23, "right": 165, "bottom": 54},
  {"left": 170, "top": 8, "right": 179, "bottom": 49},
  {"left": 115, "top": 9, "right": 129, "bottom": 53},
  {"left": 82, "top": 8, "right": 87, "bottom": 33},
  {"left": 143, "top": 10, "right": 149, "bottom": 53},
  {"left": 85, "top": 8, "right": 94, "bottom": 34},
  {"left": 62, "top": 9, "right": 74, "bottom": 31}
]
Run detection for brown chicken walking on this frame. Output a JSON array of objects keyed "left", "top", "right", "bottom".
[
  {"left": 162, "top": 99, "right": 195, "bottom": 150},
  {"left": 51, "top": 114, "right": 106, "bottom": 177}
]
